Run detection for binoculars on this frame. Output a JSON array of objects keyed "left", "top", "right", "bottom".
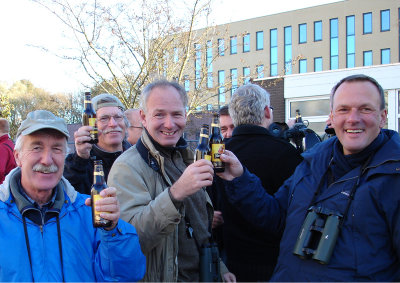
[
  {"left": 293, "top": 206, "right": 342, "bottom": 264},
  {"left": 199, "top": 243, "right": 221, "bottom": 282}
]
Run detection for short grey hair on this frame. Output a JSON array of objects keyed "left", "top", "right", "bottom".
[
  {"left": 14, "top": 129, "right": 69, "bottom": 156},
  {"left": 140, "top": 80, "right": 188, "bottom": 113},
  {"left": 229, "top": 84, "right": 270, "bottom": 126}
]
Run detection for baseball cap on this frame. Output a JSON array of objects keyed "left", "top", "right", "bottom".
[
  {"left": 17, "top": 110, "right": 70, "bottom": 138},
  {"left": 92, "top": 93, "right": 125, "bottom": 111}
]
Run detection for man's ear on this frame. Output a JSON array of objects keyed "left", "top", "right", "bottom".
[
  {"left": 264, "top": 106, "right": 271, "bottom": 119},
  {"left": 14, "top": 150, "right": 22, "bottom": 167},
  {"left": 139, "top": 110, "right": 147, "bottom": 128}
]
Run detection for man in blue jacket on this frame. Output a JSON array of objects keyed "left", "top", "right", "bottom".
[
  {"left": 0, "top": 110, "right": 145, "bottom": 282},
  {"left": 217, "top": 74, "right": 400, "bottom": 281}
]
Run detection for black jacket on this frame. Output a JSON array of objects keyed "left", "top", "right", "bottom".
[
  {"left": 63, "top": 140, "right": 131, "bottom": 195},
  {"left": 217, "top": 124, "right": 302, "bottom": 281}
]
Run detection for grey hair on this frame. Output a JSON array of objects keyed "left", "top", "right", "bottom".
[
  {"left": 229, "top": 84, "right": 270, "bottom": 126},
  {"left": 140, "top": 80, "right": 188, "bottom": 113},
  {"left": 330, "top": 74, "right": 385, "bottom": 110},
  {"left": 14, "top": 130, "right": 69, "bottom": 156}
]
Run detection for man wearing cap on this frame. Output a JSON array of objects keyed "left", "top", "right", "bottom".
[
  {"left": 0, "top": 110, "right": 145, "bottom": 281},
  {"left": 64, "top": 93, "right": 131, "bottom": 194}
]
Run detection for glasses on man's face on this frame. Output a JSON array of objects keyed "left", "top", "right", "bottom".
[
  {"left": 98, "top": 114, "right": 124, "bottom": 124},
  {"left": 269, "top": 106, "right": 274, "bottom": 110}
]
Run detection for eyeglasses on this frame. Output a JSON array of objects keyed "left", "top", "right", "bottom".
[
  {"left": 269, "top": 106, "right": 274, "bottom": 110},
  {"left": 98, "top": 114, "right": 124, "bottom": 124}
]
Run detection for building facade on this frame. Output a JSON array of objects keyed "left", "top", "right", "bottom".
[{"left": 180, "top": 0, "right": 399, "bottom": 123}]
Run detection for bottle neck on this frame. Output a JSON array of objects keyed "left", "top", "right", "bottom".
[
  {"left": 93, "top": 166, "right": 106, "bottom": 185},
  {"left": 84, "top": 95, "right": 93, "bottom": 109}
]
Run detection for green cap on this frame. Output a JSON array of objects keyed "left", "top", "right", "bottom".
[
  {"left": 92, "top": 93, "right": 125, "bottom": 111},
  {"left": 17, "top": 110, "right": 69, "bottom": 138}
]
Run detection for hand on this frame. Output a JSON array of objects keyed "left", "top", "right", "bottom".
[
  {"left": 74, "top": 125, "right": 94, "bottom": 159},
  {"left": 223, "top": 272, "right": 236, "bottom": 283},
  {"left": 212, "top": 211, "right": 224, "bottom": 229},
  {"left": 216, "top": 150, "right": 243, "bottom": 181},
  {"left": 85, "top": 186, "right": 120, "bottom": 230},
  {"left": 170, "top": 159, "right": 214, "bottom": 201}
]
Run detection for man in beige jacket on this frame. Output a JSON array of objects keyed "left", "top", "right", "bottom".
[{"left": 108, "top": 80, "right": 235, "bottom": 282}]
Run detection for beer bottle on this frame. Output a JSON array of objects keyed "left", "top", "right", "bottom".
[
  {"left": 295, "top": 109, "right": 303, "bottom": 124},
  {"left": 82, "top": 92, "right": 99, "bottom": 144},
  {"left": 195, "top": 124, "right": 211, "bottom": 161},
  {"left": 91, "top": 160, "right": 112, "bottom": 228},
  {"left": 209, "top": 113, "right": 225, "bottom": 172}
]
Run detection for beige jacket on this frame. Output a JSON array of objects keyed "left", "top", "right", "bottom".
[{"left": 108, "top": 131, "right": 228, "bottom": 281}]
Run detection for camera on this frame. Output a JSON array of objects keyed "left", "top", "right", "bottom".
[
  {"left": 199, "top": 243, "right": 221, "bottom": 282},
  {"left": 293, "top": 206, "right": 342, "bottom": 264}
]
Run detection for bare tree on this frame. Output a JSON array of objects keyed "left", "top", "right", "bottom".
[{"left": 32, "top": 0, "right": 227, "bottom": 115}]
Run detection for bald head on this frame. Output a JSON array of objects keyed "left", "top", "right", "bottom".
[
  {"left": 0, "top": 118, "right": 10, "bottom": 136},
  {"left": 125, "top": 109, "right": 143, "bottom": 145}
]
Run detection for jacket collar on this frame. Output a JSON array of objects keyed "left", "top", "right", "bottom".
[{"left": 232, "top": 124, "right": 270, "bottom": 137}]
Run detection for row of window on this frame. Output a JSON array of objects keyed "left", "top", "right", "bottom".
[
  {"left": 184, "top": 47, "right": 391, "bottom": 99},
  {"left": 215, "top": 9, "right": 390, "bottom": 57}
]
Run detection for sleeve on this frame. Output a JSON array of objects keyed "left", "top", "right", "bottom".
[
  {"left": 94, "top": 219, "right": 146, "bottom": 282},
  {"left": 0, "top": 145, "right": 8, "bottom": 183},
  {"left": 108, "top": 158, "right": 182, "bottom": 254},
  {"left": 223, "top": 167, "right": 292, "bottom": 234},
  {"left": 63, "top": 153, "right": 92, "bottom": 194}
]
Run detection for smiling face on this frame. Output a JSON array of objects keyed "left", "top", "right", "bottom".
[
  {"left": 14, "top": 130, "right": 66, "bottom": 204},
  {"left": 97, "top": 106, "right": 127, "bottom": 152},
  {"left": 140, "top": 85, "right": 186, "bottom": 147},
  {"left": 330, "top": 80, "right": 387, "bottom": 155}
]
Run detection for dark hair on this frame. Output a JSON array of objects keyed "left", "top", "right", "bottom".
[
  {"left": 330, "top": 74, "right": 385, "bottom": 110},
  {"left": 219, "top": 105, "right": 230, "bottom": 116}
]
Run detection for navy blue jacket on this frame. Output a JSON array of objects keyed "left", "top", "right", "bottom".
[{"left": 225, "top": 129, "right": 400, "bottom": 281}]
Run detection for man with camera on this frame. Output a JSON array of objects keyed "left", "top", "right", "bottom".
[{"left": 217, "top": 74, "right": 400, "bottom": 281}]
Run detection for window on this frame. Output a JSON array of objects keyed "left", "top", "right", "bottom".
[
  {"left": 257, "top": 65, "right": 264, "bottom": 79},
  {"left": 243, "top": 33, "right": 250, "bottom": 52},
  {"left": 218, "top": 70, "right": 225, "bottom": 104},
  {"left": 314, "top": 21, "right": 322, "bottom": 41},
  {"left": 299, "top": 23, "right": 307, "bottom": 44},
  {"left": 381, "top": 9, "right": 390, "bottom": 31},
  {"left": 243, "top": 67, "right": 250, "bottom": 84},
  {"left": 314, "top": 57, "right": 323, "bottom": 72},
  {"left": 218, "top": 39, "right": 224, "bottom": 56},
  {"left": 346, "top": 15, "right": 355, "bottom": 68},
  {"left": 194, "top": 43, "right": 201, "bottom": 89},
  {"left": 299, "top": 59, "right": 307, "bottom": 73},
  {"left": 256, "top": 31, "right": 264, "bottom": 50},
  {"left": 184, "top": 76, "right": 190, "bottom": 92},
  {"left": 230, "top": 36, "right": 237, "bottom": 54},
  {"left": 284, "top": 26, "right": 292, "bottom": 75},
  {"left": 330, "top": 18, "right": 339, "bottom": 70},
  {"left": 231, "top": 68, "right": 238, "bottom": 95},
  {"left": 381, "top": 48, "right": 390, "bottom": 64},
  {"left": 363, "top": 12, "right": 372, "bottom": 34},
  {"left": 207, "top": 41, "right": 213, "bottom": 88},
  {"left": 363, "top": 50, "right": 372, "bottom": 66},
  {"left": 270, "top": 28, "right": 278, "bottom": 76}
]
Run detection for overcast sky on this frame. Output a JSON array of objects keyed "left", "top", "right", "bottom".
[{"left": 0, "top": 0, "right": 342, "bottom": 94}]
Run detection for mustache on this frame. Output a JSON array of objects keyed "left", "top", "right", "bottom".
[
  {"left": 32, "top": 163, "right": 59, "bottom": 173},
  {"left": 102, "top": 128, "right": 123, "bottom": 134}
]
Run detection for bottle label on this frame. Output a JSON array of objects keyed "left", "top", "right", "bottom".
[
  {"left": 93, "top": 194, "right": 109, "bottom": 221},
  {"left": 84, "top": 100, "right": 92, "bottom": 103},
  {"left": 211, "top": 123, "right": 219, "bottom": 127},
  {"left": 204, "top": 154, "right": 211, "bottom": 161},
  {"left": 89, "top": 118, "right": 96, "bottom": 127},
  {"left": 200, "top": 133, "right": 209, "bottom": 138},
  {"left": 94, "top": 171, "right": 104, "bottom": 176},
  {"left": 211, "top": 144, "right": 225, "bottom": 162}
]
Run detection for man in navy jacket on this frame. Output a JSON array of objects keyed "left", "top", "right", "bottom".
[{"left": 218, "top": 74, "right": 400, "bottom": 281}]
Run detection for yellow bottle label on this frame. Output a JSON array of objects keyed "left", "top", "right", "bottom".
[
  {"left": 204, "top": 154, "right": 211, "bottom": 161},
  {"left": 211, "top": 123, "right": 219, "bottom": 127},
  {"left": 89, "top": 117, "right": 96, "bottom": 127},
  {"left": 211, "top": 144, "right": 225, "bottom": 162},
  {"left": 93, "top": 194, "right": 109, "bottom": 220},
  {"left": 200, "top": 133, "right": 209, "bottom": 138},
  {"left": 84, "top": 100, "right": 92, "bottom": 103},
  {"left": 94, "top": 171, "right": 104, "bottom": 176}
]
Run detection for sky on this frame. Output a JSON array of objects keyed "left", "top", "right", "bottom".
[{"left": 0, "top": 0, "right": 342, "bottom": 94}]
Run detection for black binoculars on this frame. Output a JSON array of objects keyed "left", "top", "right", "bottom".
[
  {"left": 199, "top": 243, "right": 221, "bottom": 282},
  {"left": 293, "top": 206, "right": 342, "bottom": 264}
]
